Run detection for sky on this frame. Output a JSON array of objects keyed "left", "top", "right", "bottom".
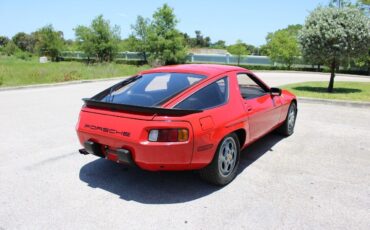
[{"left": 0, "top": 0, "right": 355, "bottom": 46}]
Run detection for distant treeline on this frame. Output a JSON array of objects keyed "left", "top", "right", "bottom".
[{"left": 0, "top": 1, "right": 369, "bottom": 79}]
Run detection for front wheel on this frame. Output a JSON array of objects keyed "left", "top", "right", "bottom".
[
  {"left": 200, "top": 133, "right": 240, "bottom": 186},
  {"left": 277, "top": 102, "right": 297, "bottom": 136}
]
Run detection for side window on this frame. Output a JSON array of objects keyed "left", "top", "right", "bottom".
[
  {"left": 175, "top": 77, "right": 229, "bottom": 110},
  {"left": 237, "top": 73, "right": 267, "bottom": 99}
]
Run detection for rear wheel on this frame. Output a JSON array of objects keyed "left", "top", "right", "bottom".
[
  {"left": 200, "top": 133, "right": 240, "bottom": 186},
  {"left": 277, "top": 102, "right": 297, "bottom": 136}
]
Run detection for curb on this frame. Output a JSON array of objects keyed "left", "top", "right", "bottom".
[
  {"left": 253, "top": 70, "right": 370, "bottom": 79},
  {"left": 0, "top": 77, "right": 126, "bottom": 92},
  {"left": 298, "top": 97, "right": 370, "bottom": 108}
]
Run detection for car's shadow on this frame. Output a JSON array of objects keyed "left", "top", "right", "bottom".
[{"left": 79, "top": 133, "right": 285, "bottom": 204}]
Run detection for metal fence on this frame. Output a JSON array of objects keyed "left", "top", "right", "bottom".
[
  {"left": 59, "top": 51, "right": 306, "bottom": 67},
  {"left": 188, "top": 53, "right": 273, "bottom": 66}
]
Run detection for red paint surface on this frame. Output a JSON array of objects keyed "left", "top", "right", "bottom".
[{"left": 76, "top": 64, "right": 296, "bottom": 171}]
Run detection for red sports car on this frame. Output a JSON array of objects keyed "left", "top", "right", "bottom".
[{"left": 76, "top": 64, "right": 297, "bottom": 185}]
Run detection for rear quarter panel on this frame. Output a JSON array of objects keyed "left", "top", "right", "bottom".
[{"left": 162, "top": 71, "right": 249, "bottom": 169}]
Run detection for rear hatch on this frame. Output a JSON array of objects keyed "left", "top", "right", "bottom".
[
  {"left": 76, "top": 105, "right": 198, "bottom": 169},
  {"left": 76, "top": 73, "right": 206, "bottom": 168}
]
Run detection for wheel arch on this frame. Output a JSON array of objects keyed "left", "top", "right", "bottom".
[
  {"left": 233, "top": 128, "right": 247, "bottom": 148},
  {"left": 292, "top": 98, "right": 297, "bottom": 106},
  {"left": 291, "top": 99, "right": 298, "bottom": 113}
]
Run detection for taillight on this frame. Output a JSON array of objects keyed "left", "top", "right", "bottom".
[{"left": 148, "top": 128, "right": 189, "bottom": 142}]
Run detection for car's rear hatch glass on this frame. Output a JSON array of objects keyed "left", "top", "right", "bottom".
[{"left": 83, "top": 73, "right": 206, "bottom": 116}]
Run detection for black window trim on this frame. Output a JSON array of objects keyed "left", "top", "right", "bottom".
[
  {"left": 236, "top": 72, "right": 271, "bottom": 100},
  {"left": 237, "top": 72, "right": 270, "bottom": 92},
  {"left": 172, "top": 76, "right": 230, "bottom": 110}
]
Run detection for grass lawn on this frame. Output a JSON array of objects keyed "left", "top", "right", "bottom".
[
  {"left": 0, "top": 56, "right": 150, "bottom": 87},
  {"left": 281, "top": 81, "right": 370, "bottom": 102}
]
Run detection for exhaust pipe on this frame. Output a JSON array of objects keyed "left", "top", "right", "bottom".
[{"left": 79, "top": 149, "right": 89, "bottom": 155}]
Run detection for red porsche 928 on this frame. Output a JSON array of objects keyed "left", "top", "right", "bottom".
[{"left": 76, "top": 64, "right": 297, "bottom": 185}]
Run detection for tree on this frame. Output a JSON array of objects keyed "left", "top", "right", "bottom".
[
  {"left": 245, "top": 44, "right": 260, "bottom": 55},
  {"left": 147, "top": 4, "right": 187, "bottom": 65},
  {"left": 265, "top": 25, "right": 302, "bottom": 69},
  {"left": 3, "top": 40, "right": 19, "bottom": 56},
  {"left": 130, "top": 16, "right": 150, "bottom": 62},
  {"left": 182, "top": 30, "right": 212, "bottom": 48},
  {"left": 75, "top": 15, "right": 121, "bottom": 62},
  {"left": 12, "top": 32, "right": 35, "bottom": 52},
  {"left": 259, "top": 44, "right": 270, "bottom": 56},
  {"left": 194, "top": 30, "right": 211, "bottom": 47},
  {"left": 64, "top": 39, "right": 79, "bottom": 51},
  {"left": 227, "top": 40, "right": 249, "bottom": 65},
  {"left": 354, "top": 49, "right": 370, "bottom": 75},
  {"left": 181, "top": 33, "right": 193, "bottom": 47},
  {"left": 33, "top": 25, "right": 64, "bottom": 61},
  {"left": 74, "top": 26, "right": 96, "bottom": 61},
  {"left": 0, "top": 36, "right": 10, "bottom": 47},
  {"left": 299, "top": 7, "right": 370, "bottom": 92},
  {"left": 118, "top": 38, "right": 136, "bottom": 51},
  {"left": 211, "top": 40, "right": 226, "bottom": 49}
]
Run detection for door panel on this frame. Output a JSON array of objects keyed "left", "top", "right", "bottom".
[
  {"left": 245, "top": 95, "right": 281, "bottom": 140},
  {"left": 236, "top": 73, "right": 282, "bottom": 140}
]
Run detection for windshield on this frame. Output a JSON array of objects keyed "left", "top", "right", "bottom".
[{"left": 99, "top": 73, "right": 206, "bottom": 107}]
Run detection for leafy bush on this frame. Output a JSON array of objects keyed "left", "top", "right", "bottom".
[
  {"left": 14, "top": 51, "right": 33, "bottom": 60},
  {"left": 4, "top": 41, "right": 19, "bottom": 56}
]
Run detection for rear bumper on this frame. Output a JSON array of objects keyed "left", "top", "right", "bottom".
[
  {"left": 77, "top": 134, "right": 194, "bottom": 170},
  {"left": 79, "top": 141, "right": 135, "bottom": 166},
  {"left": 76, "top": 108, "right": 200, "bottom": 170}
]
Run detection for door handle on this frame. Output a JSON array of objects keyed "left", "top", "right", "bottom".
[{"left": 245, "top": 103, "right": 253, "bottom": 112}]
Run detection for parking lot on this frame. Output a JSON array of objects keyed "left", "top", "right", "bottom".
[{"left": 0, "top": 72, "right": 369, "bottom": 229}]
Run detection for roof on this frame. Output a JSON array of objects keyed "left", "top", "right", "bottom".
[{"left": 140, "top": 64, "right": 248, "bottom": 78}]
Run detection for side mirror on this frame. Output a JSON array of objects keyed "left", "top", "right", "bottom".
[{"left": 270, "top": 87, "right": 282, "bottom": 96}]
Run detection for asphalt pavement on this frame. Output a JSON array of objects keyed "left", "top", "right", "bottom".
[{"left": 0, "top": 73, "right": 369, "bottom": 229}]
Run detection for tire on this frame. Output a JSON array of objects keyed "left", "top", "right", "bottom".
[
  {"left": 200, "top": 133, "right": 240, "bottom": 186},
  {"left": 277, "top": 102, "right": 297, "bottom": 136}
]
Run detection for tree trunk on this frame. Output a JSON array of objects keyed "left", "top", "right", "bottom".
[
  {"left": 328, "top": 60, "right": 336, "bottom": 93},
  {"left": 143, "top": 52, "right": 147, "bottom": 63}
]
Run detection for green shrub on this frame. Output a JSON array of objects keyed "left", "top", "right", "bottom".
[
  {"left": 4, "top": 41, "right": 19, "bottom": 56},
  {"left": 14, "top": 51, "right": 33, "bottom": 60}
]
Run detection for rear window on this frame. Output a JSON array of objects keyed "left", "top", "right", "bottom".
[{"left": 99, "top": 73, "right": 205, "bottom": 107}]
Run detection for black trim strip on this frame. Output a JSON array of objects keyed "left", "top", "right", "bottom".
[
  {"left": 83, "top": 98, "right": 203, "bottom": 116},
  {"left": 92, "top": 75, "right": 141, "bottom": 101}
]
